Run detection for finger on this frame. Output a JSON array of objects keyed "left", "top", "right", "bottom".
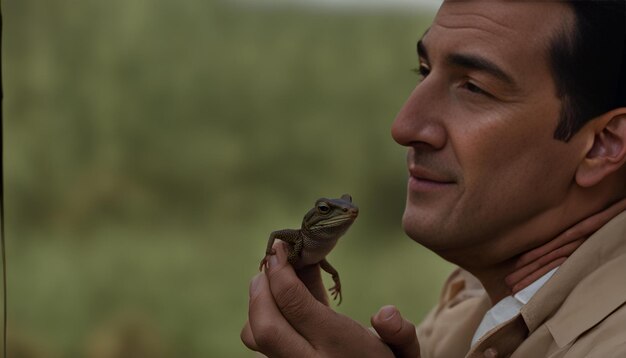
[
  {"left": 511, "top": 256, "right": 566, "bottom": 294},
  {"left": 265, "top": 242, "right": 337, "bottom": 339},
  {"left": 266, "top": 243, "right": 392, "bottom": 356},
  {"left": 484, "top": 347, "right": 499, "bottom": 358},
  {"left": 247, "top": 273, "right": 316, "bottom": 357},
  {"left": 240, "top": 321, "right": 259, "bottom": 351},
  {"left": 267, "top": 241, "right": 329, "bottom": 305},
  {"left": 505, "top": 238, "right": 584, "bottom": 289},
  {"left": 371, "top": 305, "right": 421, "bottom": 358}
]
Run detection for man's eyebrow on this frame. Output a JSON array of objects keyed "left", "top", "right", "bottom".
[
  {"left": 446, "top": 53, "right": 516, "bottom": 87},
  {"left": 416, "top": 39, "right": 429, "bottom": 61},
  {"left": 417, "top": 36, "right": 517, "bottom": 89}
]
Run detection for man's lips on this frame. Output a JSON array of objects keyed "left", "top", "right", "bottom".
[
  {"left": 407, "top": 165, "right": 455, "bottom": 192},
  {"left": 408, "top": 166, "right": 455, "bottom": 184}
]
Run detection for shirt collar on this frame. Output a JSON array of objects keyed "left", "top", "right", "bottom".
[
  {"left": 471, "top": 267, "right": 558, "bottom": 346},
  {"left": 521, "top": 211, "right": 626, "bottom": 347}
]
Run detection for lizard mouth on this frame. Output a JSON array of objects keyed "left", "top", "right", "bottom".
[
  {"left": 323, "top": 216, "right": 354, "bottom": 225},
  {"left": 312, "top": 214, "right": 356, "bottom": 229}
]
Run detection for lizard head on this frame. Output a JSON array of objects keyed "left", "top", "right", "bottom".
[{"left": 301, "top": 194, "right": 359, "bottom": 239}]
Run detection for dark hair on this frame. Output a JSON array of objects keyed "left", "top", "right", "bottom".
[{"left": 551, "top": 0, "right": 626, "bottom": 141}]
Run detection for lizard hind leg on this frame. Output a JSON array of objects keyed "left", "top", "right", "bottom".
[{"left": 319, "top": 259, "right": 342, "bottom": 305}]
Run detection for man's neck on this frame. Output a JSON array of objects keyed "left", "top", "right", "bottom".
[
  {"left": 456, "top": 197, "right": 626, "bottom": 304},
  {"left": 471, "top": 260, "right": 518, "bottom": 304}
]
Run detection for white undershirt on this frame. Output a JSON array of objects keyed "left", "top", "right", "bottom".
[{"left": 471, "top": 267, "right": 559, "bottom": 346}]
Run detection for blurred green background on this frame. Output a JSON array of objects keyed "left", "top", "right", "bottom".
[{"left": 3, "top": 0, "right": 453, "bottom": 356}]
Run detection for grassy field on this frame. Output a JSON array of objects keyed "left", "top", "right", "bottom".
[{"left": 3, "top": 1, "right": 452, "bottom": 356}]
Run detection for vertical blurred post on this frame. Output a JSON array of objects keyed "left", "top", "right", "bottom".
[{"left": 0, "top": 0, "right": 5, "bottom": 357}]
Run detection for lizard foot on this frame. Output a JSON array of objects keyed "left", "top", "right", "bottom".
[
  {"left": 258, "top": 250, "right": 276, "bottom": 271},
  {"left": 328, "top": 284, "right": 342, "bottom": 305}
]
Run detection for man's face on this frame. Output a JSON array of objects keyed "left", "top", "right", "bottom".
[{"left": 392, "top": 1, "right": 587, "bottom": 260}]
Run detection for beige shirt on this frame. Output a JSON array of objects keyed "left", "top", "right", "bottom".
[
  {"left": 417, "top": 211, "right": 626, "bottom": 358},
  {"left": 471, "top": 266, "right": 559, "bottom": 346}
]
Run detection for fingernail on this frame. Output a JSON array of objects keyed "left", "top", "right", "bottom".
[
  {"left": 484, "top": 348, "right": 498, "bottom": 358},
  {"left": 268, "top": 254, "right": 279, "bottom": 269},
  {"left": 379, "top": 305, "right": 397, "bottom": 321},
  {"left": 250, "top": 274, "right": 262, "bottom": 297},
  {"left": 276, "top": 241, "right": 287, "bottom": 255}
]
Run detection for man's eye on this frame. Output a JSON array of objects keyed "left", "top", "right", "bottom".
[
  {"left": 462, "top": 81, "right": 490, "bottom": 96},
  {"left": 411, "top": 64, "right": 431, "bottom": 79}
]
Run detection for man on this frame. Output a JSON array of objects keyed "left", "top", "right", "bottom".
[{"left": 242, "top": 0, "right": 626, "bottom": 356}]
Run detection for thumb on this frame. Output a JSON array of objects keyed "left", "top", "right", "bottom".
[{"left": 371, "top": 305, "right": 421, "bottom": 358}]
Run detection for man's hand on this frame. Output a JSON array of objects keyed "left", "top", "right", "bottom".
[
  {"left": 371, "top": 305, "right": 421, "bottom": 358},
  {"left": 241, "top": 242, "right": 420, "bottom": 357}
]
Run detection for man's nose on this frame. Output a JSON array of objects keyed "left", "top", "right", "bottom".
[{"left": 391, "top": 84, "right": 447, "bottom": 150}]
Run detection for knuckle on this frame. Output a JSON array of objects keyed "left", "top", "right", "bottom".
[
  {"left": 254, "top": 320, "right": 282, "bottom": 349},
  {"left": 274, "top": 281, "right": 313, "bottom": 320}
]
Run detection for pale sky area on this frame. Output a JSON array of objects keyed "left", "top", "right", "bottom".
[{"left": 233, "top": 0, "right": 443, "bottom": 12}]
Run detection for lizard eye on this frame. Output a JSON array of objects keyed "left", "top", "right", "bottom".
[{"left": 317, "top": 203, "right": 331, "bottom": 214}]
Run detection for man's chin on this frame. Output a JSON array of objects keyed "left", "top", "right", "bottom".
[
  {"left": 402, "top": 211, "right": 440, "bottom": 244},
  {"left": 401, "top": 206, "right": 462, "bottom": 250}
]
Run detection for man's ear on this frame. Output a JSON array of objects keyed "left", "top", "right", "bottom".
[{"left": 576, "top": 109, "right": 626, "bottom": 187}]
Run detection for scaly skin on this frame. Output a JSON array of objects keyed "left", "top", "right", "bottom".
[{"left": 259, "top": 194, "right": 359, "bottom": 305}]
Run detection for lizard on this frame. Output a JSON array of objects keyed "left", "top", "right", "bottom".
[{"left": 259, "top": 194, "right": 359, "bottom": 305}]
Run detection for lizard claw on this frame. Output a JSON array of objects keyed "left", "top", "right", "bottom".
[
  {"left": 328, "top": 285, "right": 342, "bottom": 305},
  {"left": 259, "top": 250, "right": 276, "bottom": 271}
]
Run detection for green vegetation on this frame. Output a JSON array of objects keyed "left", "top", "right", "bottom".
[{"left": 4, "top": 1, "right": 451, "bottom": 356}]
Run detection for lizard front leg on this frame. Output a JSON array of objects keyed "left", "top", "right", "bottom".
[
  {"left": 319, "top": 259, "right": 342, "bottom": 305},
  {"left": 259, "top": 229, "right": 301, "bottom": 271}
]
